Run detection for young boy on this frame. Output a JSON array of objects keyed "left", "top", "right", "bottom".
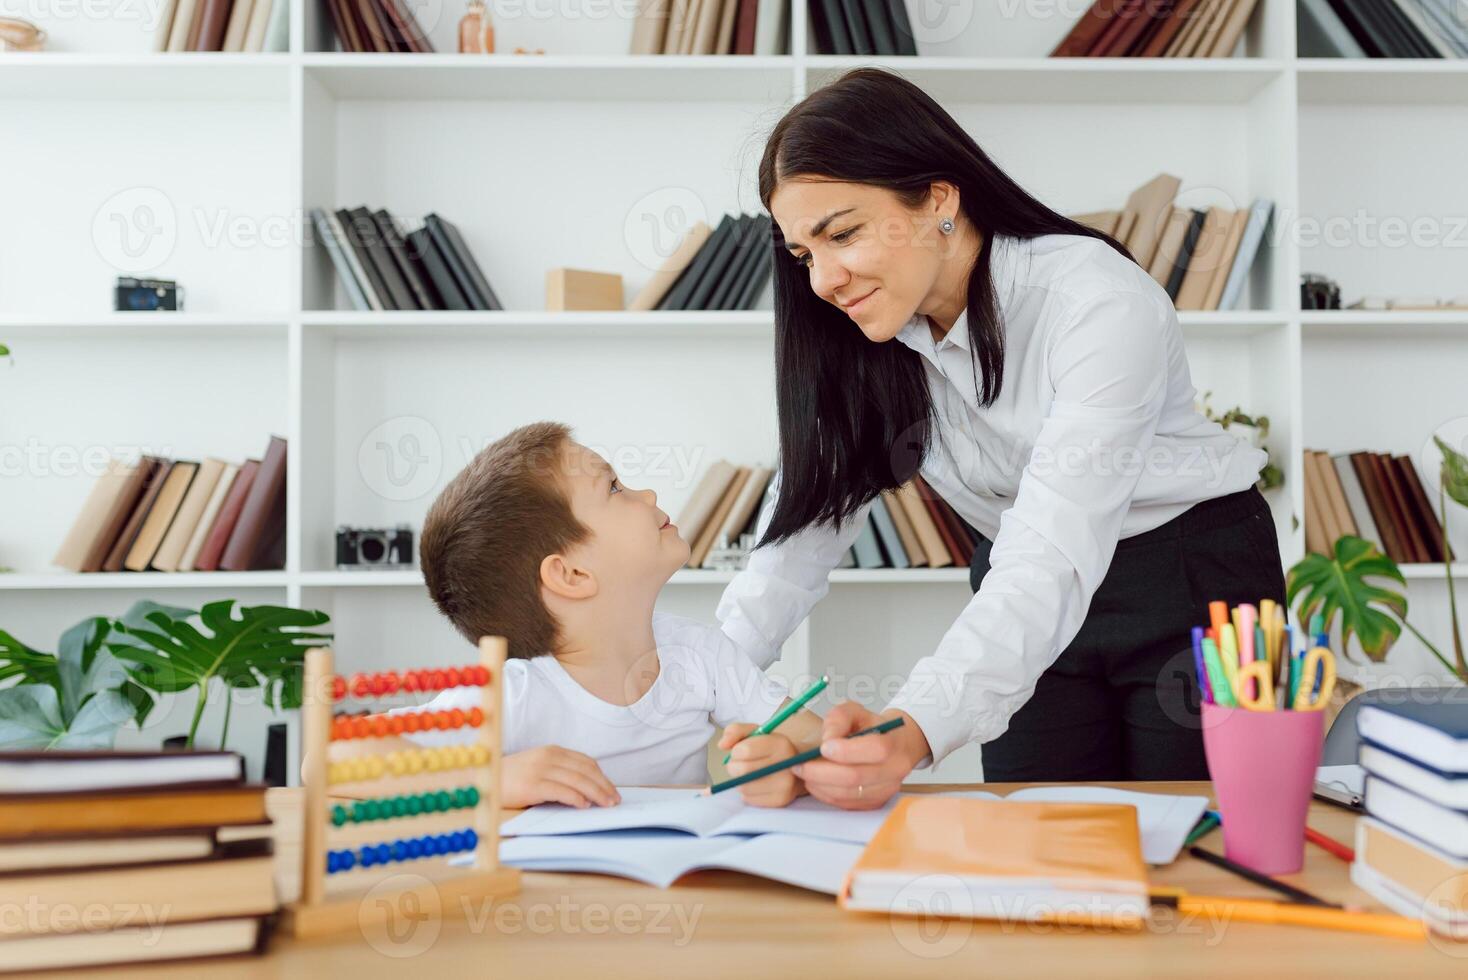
[{"left": 351, "top": 422, "right": 820, "bottom": 809}]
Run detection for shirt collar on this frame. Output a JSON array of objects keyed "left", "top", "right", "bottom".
[{"left": 895, "top": 233, "right": 1025, "bottom": 356}]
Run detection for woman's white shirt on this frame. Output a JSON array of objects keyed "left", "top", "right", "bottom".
[{"left": 715, "top": 232, "right": 1267, "bottom": 767}]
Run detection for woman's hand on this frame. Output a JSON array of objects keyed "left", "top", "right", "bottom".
[
  {"left": 502, "top": 746, "right": 621, "bottom": 810},
  {"left": 792, "top": 702, "right": 929, "bottom": 810},
  {"left": 717, "top": 723, "right": 806, "bottom": 808}
]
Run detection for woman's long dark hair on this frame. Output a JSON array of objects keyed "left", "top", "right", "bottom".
[{"left": 755, "top": 67, "right": 1135, "bottom": 548}]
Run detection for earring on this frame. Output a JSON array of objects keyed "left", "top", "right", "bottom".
[{"left": 939, "top": 217, "right": 955, "bottom": 235}]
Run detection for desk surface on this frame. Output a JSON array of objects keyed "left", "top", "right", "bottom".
[{"left": 66, "top": 782, "right": 1466, "bottom": 979}]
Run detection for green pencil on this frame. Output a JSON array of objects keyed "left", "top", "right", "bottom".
[
  {"left": 722, "top": 673, "right": 829, "bottom": 764},
  {"left": 707, "top": 716, "right": 905, "bottom": 795}
]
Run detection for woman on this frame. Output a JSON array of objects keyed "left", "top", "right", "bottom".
[{"left": 715, "top": 68, "right": 1285, "bottom": 807}]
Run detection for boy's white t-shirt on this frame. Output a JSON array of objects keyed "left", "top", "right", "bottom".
[{"left": 395, "top": 613, "right": 788, "bottom": 785}]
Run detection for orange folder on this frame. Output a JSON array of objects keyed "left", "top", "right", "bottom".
[{"left": 839, "top": 797, "right": 1150, "bottom": 929}]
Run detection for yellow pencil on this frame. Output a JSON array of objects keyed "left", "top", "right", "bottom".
[{"left": 1174, "top": 896, "right": 1427, "bottom": 941}]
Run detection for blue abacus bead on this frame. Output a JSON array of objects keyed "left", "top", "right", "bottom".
[
  {"left": 449, "top": 830, "right": 467, "bottom": 851},
  {"left": 359, "top": 847, "right": 375, "bottom": 868},
  {"left": 464, "top": 829, "right": 479, "bottom": 849},
  {"left": 424, "top": 835, "right": 442, "bottom": 857},
  {"left": 392, "top": 839, "right": 409, "bottom": 862},
  {"left": 340, "top": 849, "right": 356, "bottom": 871},
  {"left": 406, "top": 836, "right": 423, "bottom": 859},
  {"left": 375, "top": 842, "right": 391, "bottom": 864},
  {"left": 326, "top": 852, "right": 339, "bottom": 874}
]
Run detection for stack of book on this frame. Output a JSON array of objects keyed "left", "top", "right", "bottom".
[
  {"left": 320, "top": 0, "right": 432, "bottom": 52},
  {"left": 313, "top": 208, "right": 503, "bottom": 313},
  {"left": 630, "top": 0, "right": 790, "bottom": 53},
  {"left": 1050, "top": 0, "right": 1261, "bottom": 57},
  {"left": 154, "top": 0, "right": 287, "bottom": 51},
  {"left": 1301, "top": 448, "right": 1453, "bottom": 564},
  {"left": 52, "top": 435, "right": 287, "bottom": 574},
  {"left": 1352, "top": 701, "right": 1468, "bottom": 941},
  {"left": 0, "top": 750, "right": 278, "bottom": 972},
  {"left": 676, "top": 466, "right": 978, "bottom": 571},
  {"left": 629, "top": 212, "right": 774, "bottom": 312},
  {"left": 806, "top": 0, "right": 917, "bottom": 55},
  {"left": 1069, "top": 174, "right": 1274, "bottom": 311},
  {"left": 1300, "top": 0, "right": 1466, "bottom": 58}
]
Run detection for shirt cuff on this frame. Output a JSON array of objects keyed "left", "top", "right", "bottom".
[{"left": 886, "top": 680, "right": 968, "bottom": 772}]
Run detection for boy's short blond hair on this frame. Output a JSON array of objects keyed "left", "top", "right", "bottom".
[{"left": 420, "top": 421, "right": 589, "bottom": 658}]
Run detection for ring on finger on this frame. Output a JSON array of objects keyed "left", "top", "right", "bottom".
[{"left": 857, "top": 783, "right": 864, "bottom": 799}]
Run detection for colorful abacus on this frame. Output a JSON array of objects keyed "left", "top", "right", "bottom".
[{"left": 283, "top": 637, "right": 520, "bottom": 938}]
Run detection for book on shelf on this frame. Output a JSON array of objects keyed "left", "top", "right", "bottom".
[
  {"left": 807, "top": 0, "right": 917, "bottom": 55},
  {"left": 1050, "top": 0, "right": 1261, "bottom": 57},
  {"left": 1304, "top": 0, "right": 1464, "bottom": 58},
  {"left": 632, "top": 0, "right": 788, "bottom": 53},
  {"left": 654, "top": 212, "right": 774, "bottom": 311},
  {"left": 1068, "top": 174, "right": 1272, "bottom": 311},
  {"left": 673, "top": 464, "right": 978, "bottom": 570},
  {"left": 320, "top": 0, "right": 434, "bottom": 52},
  {"left": 155, "top": 0, "right": 287, "bottom": 51},
  {"left": 1302, "top": 448, "right": 1456, "bottom": 564},
  {"left": 0, "top": 750, "right": 276, "bottom": 971},
  {"left": 1351, "top": 699, "right": 1468, "bottom": 938},
  {"left": 52, "top": 436, "right": 285, "bottom": 575},
  {"left": 315, "top": 206, "right": 503, "bottom": 312}
]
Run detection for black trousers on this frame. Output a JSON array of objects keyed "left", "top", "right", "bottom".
[{"left": 973, "top": 486, "right": 1286, "bottom": 782}]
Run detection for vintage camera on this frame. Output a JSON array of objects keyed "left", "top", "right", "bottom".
[
  {"left": 114, "top": 276, "right": 183, "bottom": 312},
  {"left": 1300, "top": 273, "right": 1341, "bottom": 311},
  {"left": 336, "top": 524, "right": 414, "bottom": 570}
]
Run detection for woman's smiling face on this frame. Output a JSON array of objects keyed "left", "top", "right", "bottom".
[{"left": 769, "top": 177, "right": 962, "bottom": 343}]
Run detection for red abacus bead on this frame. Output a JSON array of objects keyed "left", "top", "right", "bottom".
[
  {"left": 449, "top": 708, "right": 466, "bottom": 728},
  {"left": 389, "top": 715, "right": 405, "bottom": 735},
  {"left": 403, "top": 712, "right": 420, "bottom": 733},
  {"left": 371, "top": 716, "right": 390, "bottom": 738},
  {"left": 439, "top": 710, "right": 455, "bottom": 729},
  {"left": 427, "top": 670, "right": 445, "bottom": 690},
  {"left": 352, "top": 716, "right": 370, "bottom": 738},
  {"left": 350, "top": 674, "right": 371, "bottom": 698},
  {"left": 383, "top": 671, "right": 400, "bottom": 694},
  {"left": 402, "top": 671, "right": 419, "bottom": 693},
  {"left": 474, "top": 665, "right": 490, "bottom": 686},
  {"left": 468, "top": 707, "right": 484, "bottom": 727},
  {"left": 330, "top": 718, "right": 346, "bottom": 740},
  {"left": 331, "top": 676, "right": 347, "bottom": 701}
]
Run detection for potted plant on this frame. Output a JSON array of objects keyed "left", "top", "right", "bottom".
[
  {"left": 1200, "top": 391, "right": 1284, "bottom": 491},
  {"left": 0, "top": 600, "right": 331, "bottom": 751}
]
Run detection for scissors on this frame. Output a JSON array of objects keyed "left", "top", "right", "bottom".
[
  {"left": 1293, "top": 646, "right": 1337, "bottom": 711},
  {"left": 1233, "top": 659, "right": 1276, "bottom": 711}
]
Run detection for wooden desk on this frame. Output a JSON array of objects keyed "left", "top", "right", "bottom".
[{"left": 76, "top": 783, "right": 1466, "bottom": 979}]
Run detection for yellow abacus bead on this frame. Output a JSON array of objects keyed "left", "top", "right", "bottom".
[
  {"left": 424, "top": 748, "right": 443, "bottom": 772},
  {"left": 405, "top": 750, "right": 424, "bottom": 775},
  {"left": 471, "top": 744, "right": 490, "bottom": 766},
  {"left": 365, "top": 755, "right": 385, "bottom": 780},
  {"left": 385, "top": 751, "right": 407, "bottom": 777},
  {"left": 451, "top": 745, "right": 471, "bottom": 769},
  {"left": 355, "top": 758, "right": 373, "bottom": 782},
  {"left": 327, "top": 763, "right": 343, "bottom": 784}
]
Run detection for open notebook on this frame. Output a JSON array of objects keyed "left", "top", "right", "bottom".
[{"left": 486, "top": 785, "right": 1208, "bottom": 894}]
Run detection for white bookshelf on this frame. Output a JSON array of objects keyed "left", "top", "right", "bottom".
[{"left": 4, "top": 0, "right": 1466, "bottom": 779}]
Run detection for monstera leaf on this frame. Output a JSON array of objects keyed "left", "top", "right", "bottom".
[
  {"left": 0, "top": 616, "right": 151, "bottom": 749},
  {"left": 109, "top": 600, "right": 331, "bottom": 748},
  {"left": 1287, "top": 535, "right": 1406, "bottom": 662}
]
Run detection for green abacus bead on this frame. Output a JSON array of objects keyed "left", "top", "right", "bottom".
[
  {"left": 352, "top": 801, "right": 368, "bottom": 822},
  {"left": 435, "top": 790, "right": 451, "bottom": 810},
  {"left": 465, "top": 786, "right": 480, "bottom": 806},
  {"left": 331, "top": 804, "right": 349, "bottom": 827},
  {"left": 422, "top": 792, "right": 438, "bottom": 813},
  {"left": 392, "top": 796, "right": 408, "bottom": 817},
  {"left": 406, "top": 794, "right": 422, "bottom": 816},
  {"left": 451, "top": 788, "right": 467, "bottom": 807}
]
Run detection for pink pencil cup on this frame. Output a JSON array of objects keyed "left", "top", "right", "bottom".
[{"left": 1200, "top": 702, "right": 1325, "bottom": 875}]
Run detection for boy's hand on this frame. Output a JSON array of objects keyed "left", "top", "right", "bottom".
[
  {"left": 503, "top": 746, "right": 620, "bottom": 810},
  {"left": 717, "top": 723, "right": 804, "bottom": 808}
]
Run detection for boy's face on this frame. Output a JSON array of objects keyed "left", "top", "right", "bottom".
[{"left": 557, "top": 442, "right": 690, "bottom": 586}]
